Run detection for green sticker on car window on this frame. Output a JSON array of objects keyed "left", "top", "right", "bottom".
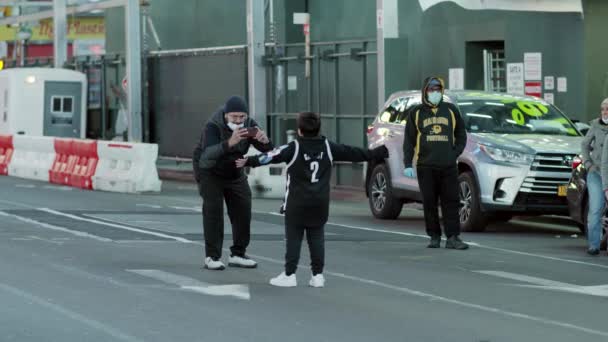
[
  {"left": 516, "top": 101, "right": 548, "bottom": 117},
  {"left": 511, "top": 108, "right": 526, "bottom": 125}
]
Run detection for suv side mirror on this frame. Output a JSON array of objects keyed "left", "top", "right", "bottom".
[{"left": 574, "top": 122, "right": 589, "bottom": 135}]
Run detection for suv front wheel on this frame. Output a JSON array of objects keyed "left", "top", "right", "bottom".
[
  {"left": 368, "top": 164, "right": 403, "bottom": 219},
  {"left": 458, "top": 172, "right": 488, "bottom": 232}
]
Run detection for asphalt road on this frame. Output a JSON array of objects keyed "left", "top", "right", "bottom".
[{"left": 0, "top": 176, "right": 606, "bottom": 342}]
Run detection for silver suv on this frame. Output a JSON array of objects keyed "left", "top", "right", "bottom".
[{"left": 366, "top": 90, "right": 583, "bottom": 232}]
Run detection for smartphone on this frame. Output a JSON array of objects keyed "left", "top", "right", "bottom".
[{"left": 244, "top": 127, "right": 258, "bottom": 138}]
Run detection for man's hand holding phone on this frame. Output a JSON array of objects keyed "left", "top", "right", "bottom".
[{"left": 245, "top": 126, "right": 269, "bottom": 144}]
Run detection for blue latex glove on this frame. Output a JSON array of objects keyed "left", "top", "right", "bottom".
[{"left": 403, "top": 167, "right": 414, "bottom": 178}]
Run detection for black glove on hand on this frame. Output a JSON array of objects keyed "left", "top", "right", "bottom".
[{"left": 371, "top": 145, "right": 389, "bottom": 160}]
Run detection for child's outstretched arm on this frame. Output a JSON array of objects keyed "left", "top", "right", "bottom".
[
  {"left": 235, "top": 142, "right": 296, "bottom": 169},
  {"left": 329, "top": 141, "right": 389, "bottom": 163}
]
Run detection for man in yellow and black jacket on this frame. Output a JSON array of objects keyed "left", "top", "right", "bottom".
[{"left": 403, "top": 77, "right": 469, "bottom": 249}]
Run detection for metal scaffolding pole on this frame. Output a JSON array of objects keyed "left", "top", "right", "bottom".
[
  {"left": 376, "top": 0, "right": 385, "bottom": 111},
  {"left": 125, "top": 0, "right": 142, "bottom": 142},
  {"left": 246, "top": 0, "right": 267, "bottom": 131},
  {"left": 53, "top": 0, "right": 67, "bottom": 68}
]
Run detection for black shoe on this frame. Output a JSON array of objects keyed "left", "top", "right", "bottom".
[
  {"left": 427, "top": 236, "right": 441, "bottom": 248},
  {"left": 587, "top": 248, "right": 600, "bottom": 256},
  {"left": 445, "top": 236, "right": 469, "bottom": 250}
]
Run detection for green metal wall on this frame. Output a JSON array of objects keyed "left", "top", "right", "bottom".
[
  {"left": 583, "top": 0, "right": 608, "bottom": 122},
  {"left": 105, "top": 0, "right": 247, "bottom": 53}
]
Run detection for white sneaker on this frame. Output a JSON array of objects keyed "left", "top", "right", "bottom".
[
  {"left": 204, "top": 257, "right": 225, "bottom": 270},
  {"left": 228, "top": 255, "right": 258, "bottom": 268},
  {"left": 309, "top": 274, "right": 325, "bottom": 288},
  {"left": 269, "top": 272, "right": 297, "bottom": 287}
]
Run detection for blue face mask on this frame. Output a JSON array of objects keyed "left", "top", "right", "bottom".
[{"left": 427, "top": 91, "right": 442, "bottom": 106}]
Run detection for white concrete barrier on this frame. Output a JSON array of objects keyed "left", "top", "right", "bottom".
[
  {"left": 8, "top": 135, "right": 56, "bottom": 182},
  {"left": 92, "top": 141, "right": 162, "bottom": 193},
  {"left": 244, "top": 147, "right": 286, "bottom": 199}
]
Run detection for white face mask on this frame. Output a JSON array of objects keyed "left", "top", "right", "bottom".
[
  {"left": 601, "top": 117, "right": 608, "bottom": 124},
  {"left": 227, "top": 122, "right": 244, "bottom": 131},
  {"left": 427, "top": 91, "right": 442, "bottom": 106}
]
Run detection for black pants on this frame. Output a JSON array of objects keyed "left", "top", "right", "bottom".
[
  {"left": 416, "top": 166, "right": 461, "bottom": 238},
  {"left": 199, "top": 171, "right": 252, "bottom": 259},
  {"left": 285, "top": 222, "right": 325, "bottom": 276}
]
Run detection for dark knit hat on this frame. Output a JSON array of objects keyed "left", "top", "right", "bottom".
[{"left": 224, "top": 96, "right": 248, "bottom": 113}]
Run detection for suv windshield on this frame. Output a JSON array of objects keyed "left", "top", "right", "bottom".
[{"left": 457, "top": 98, "right": 580, "bottom": 136}]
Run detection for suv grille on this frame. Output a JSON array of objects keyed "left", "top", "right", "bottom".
[
  {"left": 519, "top": 176, "right": 570, "bottom": 195},
  {"left": 530, "top": 153, "right": 576, "bottom": 172}
]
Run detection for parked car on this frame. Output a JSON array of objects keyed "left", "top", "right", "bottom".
[
  {"left": 366, "top": 90, "right": 583, "bottom": 232},
  {"left": 566, "top": 154, "right": 608, "bottom": 234}
]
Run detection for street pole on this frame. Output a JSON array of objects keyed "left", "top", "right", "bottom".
[
  {"left": 125, "top": 0, "right": 142, "bottom": 142},
  {"left": 53, "top": 0, "right": 68, "bottom": 68},
  {"left": 246, "top": 0, "right": 267, "bottom": 131}
]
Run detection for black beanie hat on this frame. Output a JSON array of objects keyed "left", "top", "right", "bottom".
[{"left": 224, "top": 96, "right": 249, "bottom": 113}]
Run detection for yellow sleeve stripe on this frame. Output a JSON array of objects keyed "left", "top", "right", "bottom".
[
  {"left": 449, "top": 109, "right": 456, "bottom": 146},
  {"left": 414, "top": 109, "right": 421, "bottom": 165}
]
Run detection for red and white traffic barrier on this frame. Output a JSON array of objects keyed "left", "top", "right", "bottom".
[
  {"left": 9, "top": 135, "right": 55, "bottom": 182},
  {"left": 244, "top": 146, "right": 286, "bottom": 199},
  {"left": 92, "top": 141, "right": 162, "bottom": 193},
  {"left": 0, "top": 135, "right": 13, "bottom": 175},
  {"left": 1, "top": 135, "right": 162, "bottom": 193}
]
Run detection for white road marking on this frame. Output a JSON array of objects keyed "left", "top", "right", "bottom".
[
  {"left": 262, "top": 211, "right": 480, "bottom": 245},
  {"left": 26, "top": 235, "right": 65, "bottom": 245},
  {"left": 169, "top": 206, "right": 201, "bottom": 212},
  {"left": 0, "top": 282, "right": 144, "bottom": 342},
  {"left": 0, "top": 198, "right": 35, "bottom": 209},
  {"left": 259, "top": 211, "right": 608, "bottom": 269},
  {"left": 133, "top": 220, "right": 169, "bottom": 225},
  {"left": 0, "top": 211, "right": 111, "bottom": 242},
  {"left": 135, "top": 204, "right": 162, "bottom": 209},
  {"left": 475, "top": 270, "right": 575, "bottom": 288},
  {"left": 37, "top": 208, "right": 193, "bottom": 244},
  {"left": 127, "top": 269, "right": 250, "bottom": 300},
  {"left": 476, "top": 270, "right": 608, "bottom": 298},
  {"left": 42, "top": 185, "right": 73, "bottom": 191},
  {"left": 239, "top": 250, "right": 608, "bottom": 338},
  {"left": 475, "top": 245, "right": 608, "bottom": 270},
  {"left": 15, "top": 184, "right": 36, "bottom": 189}
]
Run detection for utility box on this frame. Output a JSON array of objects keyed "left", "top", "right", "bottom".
[{"left": 0, "top": 68, "right": 87, "bottom": 138}]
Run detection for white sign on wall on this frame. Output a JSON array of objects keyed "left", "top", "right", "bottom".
[
  {"left": 544, "top": 76, "right": 555, "bottom": 90},
  {"left": 524, "top": 53, "right": 542, "bottom": 81},
  {"left": 288, "top": 76, "right": 298, "bottom": 91},
  {"left": 544, "top": 93, "right": 554, "bottom": 105},
  {"left": 418, "top": 0, "right": 583, "bottom": 13},
  {"left": 448, "top": 68, "right": 464, "bottom": 90},
  {"left": 557, "top": 77, "right": 568, "bottom": 92},
  {"left": 507, "top": 63, "right": 524, "bottom": 95}
]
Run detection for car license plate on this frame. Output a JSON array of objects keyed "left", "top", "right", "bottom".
[{"left": 557, "top": 184, "right": 568, "bottom": 197}]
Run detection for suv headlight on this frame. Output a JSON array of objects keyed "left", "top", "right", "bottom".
[{"left": 479, "top": 145, "right": 534, "bottom": 165}]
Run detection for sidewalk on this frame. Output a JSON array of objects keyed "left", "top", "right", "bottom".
[{"left": 157, "top": 158, "right": 195, "bottom": 182}]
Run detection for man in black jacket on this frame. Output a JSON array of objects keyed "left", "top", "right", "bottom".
[
  {"left": 192, "top": 96, "right": 273, "bottom": 270},
  {"left": 236, "top": 112, "right": 388, "bottom": 287},
  {"left": 403, "top": 77, "right": 469, "bottom": 250}
]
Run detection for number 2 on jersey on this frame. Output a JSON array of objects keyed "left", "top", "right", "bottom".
[{"left": 310, "top": 161, "right": 319, "bottom": 183}]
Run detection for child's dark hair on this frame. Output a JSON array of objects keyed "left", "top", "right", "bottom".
[{"left": 297, "top": 112, "right": 321, "bottom": 137}]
